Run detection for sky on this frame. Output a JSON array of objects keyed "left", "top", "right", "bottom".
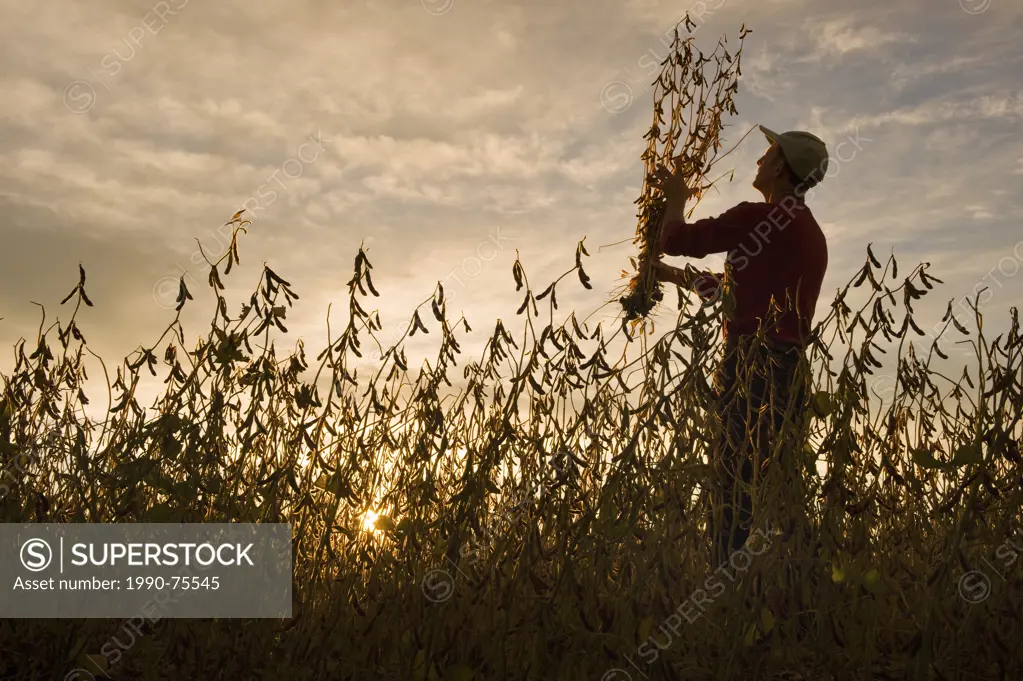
[{"left": 1, "top": 0, "right": 1021, "bottom": 419}]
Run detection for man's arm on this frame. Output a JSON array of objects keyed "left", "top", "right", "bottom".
[
  {"left": 657, "top": 202, "right": 764, "bottom": 259},
  {"left": 692, "top": 270, "right": 723, "bottom": 301},
  {"left": 648, "top": 160, "right": 760, "bottom": 259},
  {"left": 652, "top": 261, "right": 724, "bottom": 301},
  {"left": 656, "top": 196, "right": 688, "bottom": 255}
]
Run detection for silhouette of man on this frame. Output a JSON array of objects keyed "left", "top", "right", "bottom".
[{"left": 652, "top": 125, "right": 830, "bottom": 565}]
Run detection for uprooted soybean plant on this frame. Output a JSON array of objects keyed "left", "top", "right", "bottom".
[{"left": 2, "top": 19, "right": 1021, "bottom": 681}]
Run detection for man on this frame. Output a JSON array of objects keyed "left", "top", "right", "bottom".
[{"left": 651, "top": 126, "right": 830, "bottom": 566}]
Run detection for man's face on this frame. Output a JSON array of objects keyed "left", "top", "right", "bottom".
[{"left": 752, "top": 143, "right": 783, "bottom": 192}]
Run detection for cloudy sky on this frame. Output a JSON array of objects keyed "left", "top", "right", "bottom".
[{"left": 1, "top": 0, "right": 1021, "bottom": 416}]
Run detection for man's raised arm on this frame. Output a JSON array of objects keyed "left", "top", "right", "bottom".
[
  {"left": 658, "top": 202, "right": 763, "bottom": 259},
  {"left": 649, "top": 161, "right": 758, "bottom": 259}
]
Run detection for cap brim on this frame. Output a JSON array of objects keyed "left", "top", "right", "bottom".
[{"left": 759, "top": 125, "right": 780, "bottom": 142}]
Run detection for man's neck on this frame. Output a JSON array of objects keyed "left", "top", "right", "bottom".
[{"left": 758, "top": 183, "right": 804, "bottom": 204}]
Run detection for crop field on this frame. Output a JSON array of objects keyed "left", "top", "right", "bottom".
[{"left": 2, "top": 19, "right": 1021, "bottom": 681}]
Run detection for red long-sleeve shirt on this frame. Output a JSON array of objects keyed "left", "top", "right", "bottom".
[{"left": 658, "top": 198, "right": 828, "bottom": 346}]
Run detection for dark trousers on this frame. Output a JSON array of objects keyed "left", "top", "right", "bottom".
[{"left": 706, "top": 335, "right": 810, "bottom": 567}]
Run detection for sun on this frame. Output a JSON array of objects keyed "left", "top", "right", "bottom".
[{"left": 361, "top": 510, "right": 379, "bottom": 532}]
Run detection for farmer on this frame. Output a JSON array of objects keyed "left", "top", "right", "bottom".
[{"left": 651, "top": 125, "right": 830, "bottom": 566}]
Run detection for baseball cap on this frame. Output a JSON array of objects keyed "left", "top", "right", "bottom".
[{"left": 759, "top": 125, "right": 829, "bottom": 189}]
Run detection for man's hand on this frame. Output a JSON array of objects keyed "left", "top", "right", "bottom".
[
  {"left": 651, "top": 260, "right": 693, "bottom": 288},
  {"left": 650, "top": 159, "right": 699, "bottom": 205}
]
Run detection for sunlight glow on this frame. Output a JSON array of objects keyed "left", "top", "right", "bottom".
[{"left": 362, "top": 510, "right": 379, "bottom": 532}]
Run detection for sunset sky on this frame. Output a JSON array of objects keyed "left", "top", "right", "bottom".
[{"left": 2, "top": 0, "right": 1021, "bottom": 413}]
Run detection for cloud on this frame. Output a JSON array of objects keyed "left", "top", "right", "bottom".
[
  {"left": 741, "top": 41, "right": 793, "bottom": 103},
  {"left": 824, "top": 93, "right": 1023, "bottom": 133},
  {"left": 805, "top": 17, "right": 914, "bottom": 57},
  {"left": 889, "top": 55, "right": 985, "bottom": 90}
]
